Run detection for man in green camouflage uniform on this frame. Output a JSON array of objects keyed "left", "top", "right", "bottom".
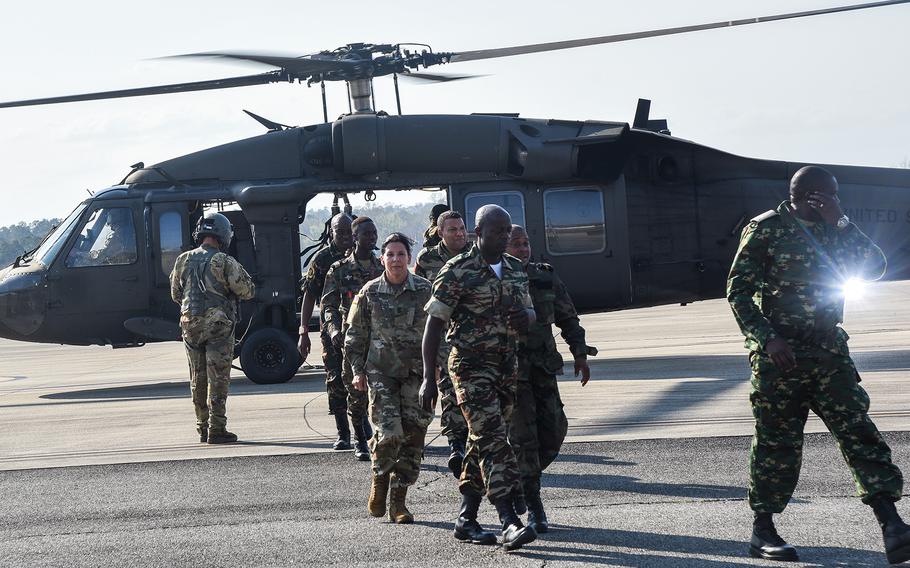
[
  {"left": 421, "top": 204, "right": 538, "bottom": 551},
  {"left": 323, "top": 216, "right": 382, "bottom": 461},
  {"left": 415, "top": 210, "right": 470, "bottom": 475},
  {"left": 346, "top": 233, "right": 433, "bottom": 524},
  {"left": 298, "top": 213, "right": 353, "bottom": 450},
  {"left": 506, "top": 225, "right": 595, "bottom": 534},
  {"left": 728, "top": 165, "right": 910, "bottom": 564},
  {"left": 170, "top": 212, "right": 255, "bottom": 444}
]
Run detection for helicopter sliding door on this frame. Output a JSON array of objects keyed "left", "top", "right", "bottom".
[
  {"left": 149, "top": 203, "right": 193, "bottom": 324},
  {"left": 45, "top": 199, "right": 150, "bottom": 346},
  {"left": 453, "top": 180, "right": 630, "bottom": 313}
]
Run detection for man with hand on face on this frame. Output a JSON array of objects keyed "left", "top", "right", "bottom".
[
  {"left": 322, "top": 216, "right": 383, "bottom": 461},
  {"left": 506, "top": 225, "right": 595, "bottom": 534},
  {"left": 416, "top": 210, "right": 470, "bottom": 476},
  {"left": 421, "top": 204, "right": 538, "bottom": 552},
  {"left": 298, "top": 213, "right": 353, "bottom": 451},
  {"left": 728, "top": 165, "right": 910, "bottom": 564},
  {"left": 345, "top": 233, "right": 433, "bottom": 524}
]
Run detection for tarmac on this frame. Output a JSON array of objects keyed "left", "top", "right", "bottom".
[{"left": 1, "top": 280, "right": 910, "bottom": 566}]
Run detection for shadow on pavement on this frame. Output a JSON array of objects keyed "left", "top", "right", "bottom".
[
  {"left": 543, "top": 473, "right": 745, "bottom": 500},
  {"left": 518, "top": 526, "right": 883, "bottom": 567}
]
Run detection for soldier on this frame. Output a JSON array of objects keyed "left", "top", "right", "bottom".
[
  {"left": 322, "top": 216, "right": 382, "bottom": 460},
  {"left": 346, "top": 233, "right": 433, "bottom": 524},
  {"left": 421, "top": 203, "right": 450, "bottom": 250},
  {"left": 727, "top": 165, "right": 910, "bottom": 564},
  {"left": 506, "top": 225, "right": 595, "bottom": 533},
  {"left": 421, "top": 204, "right": 538, "bottom": 551},
  {"left": 415, "top": 210, "right": 470, "bottom": 475},
  {"left": 298, "top": 213, "right": 353, "bottom": 450},
  {"left": 170, "top": 212, "right": 255, "bottom": 444}
]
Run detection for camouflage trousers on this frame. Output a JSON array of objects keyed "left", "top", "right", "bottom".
[
  {"left": 438, "top": 343, "right": 468, "bottom": 445},
  {"left": 749, "top": 347, "right": 904, "bottom": 513},
  {"left": 368, "top": 371, "right": 433, "bottom": 488},
  {"left": 321, "top": 333, "right": 347, "bottom": 415},
  {"left": 510, "top": 364, "right": 568, "bottom": 494},
  {"left": 182, "top": 316, "right": 234, "bottom": 433},
  {"left": 340, "top": 327, "right": 368, "bottom": 421},
  {"left": 450, "top": 347, "right": 522, "bottom": 503}
]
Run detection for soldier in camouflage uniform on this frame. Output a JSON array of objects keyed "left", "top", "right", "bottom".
[
  {"left": 415, "top": 210, "right": 469, "bottom": 475},
  {"left": 298, "top": 213, "right": 353, "bottom": 450},
  {"left": 421, "top": 203, "right": 449, "bottom": 250},
  {"left": 728, "top": 166, "right": 910, "bottom": 564},
  {"left": 322, "top": 216, "right": 382, "bottom": 461},
  {"left": 421, "top": 204, "right": 538, "bottom": 551},
  {"left": 170, "top": 212, "right": 255, "bottom": 444},
  {"left": 506, "top": 225, "right": 595, "bottom": 534},
  {"left": 346, "top": 233, "right": 433, "bottom": 524}
]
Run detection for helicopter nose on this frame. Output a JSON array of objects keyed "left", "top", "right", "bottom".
[{"left": 0, "top": 266, "right": 48, "bottom": 340}]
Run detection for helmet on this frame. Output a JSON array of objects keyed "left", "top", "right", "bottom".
[{"left": 194, "top": 212, "right": 233, "bottom": 246}]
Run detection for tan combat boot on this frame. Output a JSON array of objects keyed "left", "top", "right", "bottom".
[
  {"left": 388, "top": 485, "right": 414, "bottom": 524},
  {"left": 368, "top": 473, "right": 390, "bottom": 518}
]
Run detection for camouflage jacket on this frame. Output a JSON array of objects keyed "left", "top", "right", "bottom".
[
  {"left": 727, "top": 200, "right": 886, "bottom": 354},
  {"left": 301, "top": 242, "right": 346, "bottom": 301},
  {"left": 425, "top": 244, "right": 533, "bottom": 354},
  {"left": 415, "top": 241, "right": 467, "bottom": 283},
  {"left": 520, "top": 262, "right": 591, "bottom": 374},
  {"left": 321, "top": 252, "right": 383, "bottom": 339},
  {"left": 345, "top": 272, "right": 432, "bottom": 378},
  {"left": 170, "top": 244, "right": 256, "bottom": 324}
]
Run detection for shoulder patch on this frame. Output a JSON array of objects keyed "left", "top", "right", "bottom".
[{"left": 750, "top": 209, "right": 779, "bottom": 225}]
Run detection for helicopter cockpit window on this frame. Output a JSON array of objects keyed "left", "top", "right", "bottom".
[
  {"left": 464, "top": 192, "right": 526, "bottom": 232},
  {"left": 158, "top": 211, "right": 183, "bottom": 275},
  {"left": 65, "top": 207, "right": 138, "bottom": 268},
  {"left": 544, "top": 188, "right": 606, "bottom": 256},
  {"left": 31, "top": 203, "right": 87, "bottom": 267}
]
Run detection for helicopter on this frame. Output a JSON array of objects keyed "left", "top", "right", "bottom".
[{"left": 1, "top": 0, "right": 909, "bottom": 385}]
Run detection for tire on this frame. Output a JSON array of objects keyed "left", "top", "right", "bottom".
[{"left": 239, "top": 327, "right": 301, "bottom": 384}]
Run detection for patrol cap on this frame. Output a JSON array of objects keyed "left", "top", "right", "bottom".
[{"left": 195, "top": 212, "right": 234, "bottom": 246}]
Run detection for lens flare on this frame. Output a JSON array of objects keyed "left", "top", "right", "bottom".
[{"left": 842, "top": 278, "right": 867, "bottom": 301}]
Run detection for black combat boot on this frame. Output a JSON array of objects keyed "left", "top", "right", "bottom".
[
  {"left": 198, "top": 427, "right": 207, "bottom": 443},
  {"left": 352, "top": 417, "right": 370, "bottom": 462},
  {"left": 870, "top": 496, "right": 910, "bottom": 564},
  {"left": 513, "top": 488, "right": 527, "bottom": 515},
  {"left": 207, "top": 430, "right": 238, "bottom": 444},
  {"left": 332, "top": 413, "right": 352, "bottom": 450},
  {"left": 494, "top": 497, "right": 537, "bottom": 552},
  {"left": 453, "top": 490, "right": 496, "bottom": 545},
  {"left": 749, "top": 512, "right": 798, "bottom": 562},
  {"left": 447, "top": 438, "right": 465, "bottom": 478},
  {"left": 526, "top": 486, "right": 549, "bottom": 534}
]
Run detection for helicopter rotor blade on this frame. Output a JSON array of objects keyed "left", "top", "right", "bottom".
[
  {"left": 399, "top": 72, "right": 483, "bottom": 83},
  {"left": 0, "top": 72, "right": 286, "bottom": 109},
  {"left": 448, "top": 0, "right": 910, "bottom": 63},
  {"left": 167, "top": 51, "right": 359, "bottom": 77}
]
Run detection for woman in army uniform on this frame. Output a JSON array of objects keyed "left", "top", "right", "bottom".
[{"left": 345, "top": 233, "right": 433, "bottom": 524}]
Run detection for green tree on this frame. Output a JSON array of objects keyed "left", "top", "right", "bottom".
[{"left": 0, "top": 218, "right": 60, "bottom": 267}]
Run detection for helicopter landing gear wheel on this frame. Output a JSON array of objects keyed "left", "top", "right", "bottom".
[{"left": 239, "top": 328, "right": 300, "bottom": 384}]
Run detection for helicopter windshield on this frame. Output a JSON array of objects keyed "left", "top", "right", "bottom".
[
  {"left": 29, "top": 203, "right": 88, "bottom": 267},
  {"left": 65, "top": 207, "right": 138, "bottom": 268}
]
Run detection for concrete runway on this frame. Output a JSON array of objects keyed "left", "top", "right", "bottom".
[{"left": 1, "top": 280, "right": 910, "bottom": 566}]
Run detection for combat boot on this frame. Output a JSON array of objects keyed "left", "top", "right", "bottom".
[
  {"left": 453, "top": 490, "right": 496, "bottom": 545},
  {"left": 447, "top": 438, "right": 465, "bottom": 478},
  {"left": 332, "top": 413, "right": 352, "bottom": 450},
  {"left": 352, "top": 418, "right": 370, "bottom": 462},
  {"left": 494, "top": 497, "right": 537, "bottom": 551},
  {"left": 197, "top": 427, "right": 207, "bottom": 443},
  {"left": 749, "top": 512, "right": 798, "bottom": 562},
  {"left": 870, "top": 496, "right": 910, "bottom": 564},
  {"left": 207, "top": 430, "right": 238, "bottom": 444},
  {"left": 526, "top": 487, "right": 549, "bottom": 534},
  {"left": 368, "top": 472, "right": 390, "bottom": 517},
  {"left": 388, "top": 485, "right": 414, "bottom": 524}
]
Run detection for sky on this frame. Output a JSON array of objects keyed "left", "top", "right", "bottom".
[{"left": 0, "top": 0, "right": 908, "bottom": 226}]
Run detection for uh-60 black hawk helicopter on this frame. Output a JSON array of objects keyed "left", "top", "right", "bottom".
[{"left": 1, "top": 1, "right": 908, "bottom": 384}]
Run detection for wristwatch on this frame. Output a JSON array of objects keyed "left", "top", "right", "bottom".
[{"left": 836, "top": 214, "right": 850, "bottom": 230}]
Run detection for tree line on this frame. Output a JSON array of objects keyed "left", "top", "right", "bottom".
[{"left": 0, "top": 218, "right": 61, "bottom": 268}]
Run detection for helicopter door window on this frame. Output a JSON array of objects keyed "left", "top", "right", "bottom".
[
  {"left": 543, "top": 188, "right": 606, "bottom": 255},
  {"left": 464, "top": 191, "right": 526, "bottom": 232},
  {"left": 65, "top": 207, "right": 138, "bottom": 268},
  {"left": 158, "top": 211, "right": 183, "bottom": 275}
]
